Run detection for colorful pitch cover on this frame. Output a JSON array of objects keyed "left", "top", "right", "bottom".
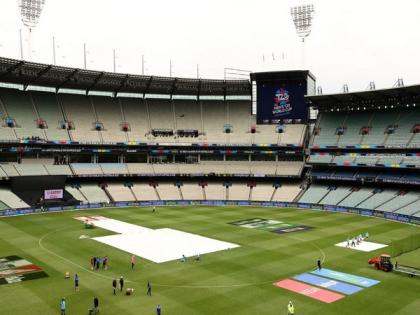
[
  {"left": 0, "top": 255, "right": 48, "bottom": 285},
  {"left": 293, "top": 273, "right": 363, "bottom": 295},
  {"left": 274, "top": 279, "right": 345, "bottom": 303},
  {"left": 229, "top": 218, "right": 313, "bottom": 234},
  {"left": 310, "top": 268, "right": 380, "bottom": 288}
]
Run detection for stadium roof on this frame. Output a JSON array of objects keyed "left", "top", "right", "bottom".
[
  {"left": 0, "top": 57, "right": 251, "bottom": 96},
  {"left": 306, "top": 84, "right": 420, "bottom": 111},
  {"left": 250, "top": 70, "right": 316, "bottom": 82}
]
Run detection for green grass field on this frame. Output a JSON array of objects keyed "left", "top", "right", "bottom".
[{"left": 0, "top": 206, "right": 419, "bottom": 315}]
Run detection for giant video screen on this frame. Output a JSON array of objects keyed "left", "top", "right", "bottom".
[{"left": 256, "top": 81, "right": 307, "bottom": 124}]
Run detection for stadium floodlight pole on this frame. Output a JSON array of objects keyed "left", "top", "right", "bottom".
[
  {"left": 113, "top": 49, "right": 116, "bottom": 72},
  {"left": 17, "top": 0, "right": 46, "bottom": 60},
  {"left": 52, "top": 36, "right": 56, "bottom": 65},
  {"left": 19, "top": 29, "right": 24, "bottom": 59},
  {"left": 170, "top": 59, "right": 173, "bottom": 78},
  {"left": 141, "top": 54, "right": 145, "bottom": 75},
  {"left": 290, "top": 4, "right": 315, "bottom": 69},
  {"left": 83, "top": 43, "right": 87, "bottom": 69},
  {"left": 196, "top": 64, "right": 200, "bottom": 79}
]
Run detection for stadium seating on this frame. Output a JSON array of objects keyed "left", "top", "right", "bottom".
[
  {"left": 360, "top": 111, "right": 395, "bottom": 145},
  {"left": 313, "top": 109, "right": 420, "bottom": 147},
  {"left": 376, "top": 191, "right": 420, "bottom": 213},
  {"left": 250, "top": 184, "right": 275, "bottom": 201},
  {"left": 60, "top": 94, "right": 101, "bottom": 143},
  {"left": 0, "top": 187, "right": 30, "bottom": 209},
  {"left": 204, "top": 183, "right": 226, "bottom": 200},
  {"left": 131, "top": 183, "right": 159, "bottom": 201},
  {"left": 271, "top": 184, "right": 302, "bottom": 202},
  {"left": 93, "top": 96, "right": 127, "bottom": 143},
  {"left": 313, "top": 112, "right": 344, "bottom": 145},
  {"left": 385, "top": 108, "right": 420, "bottom": 146},
  {"left": 31, "top": 91, "right": 70, "bottom": 141},
  {"left": 202, "top": 101, "right": 227, "bottom": 144},
  {"left": 78, "top": 184, "right": 109, "bottom": 203},
  {"left": 66, "top": 185, "right": 88, "bottom": 202},
  {"left": 106, "top": 183, "right": 136, "bottom": 202},
  {"left": 228, "top": 184, "right": 250, "bottom": 200},
  {"left": 70, "top": 163, "right": 103, "bottom": 175},
  {"left": 148, "top": 99, "right": 175, "bottom": 130},
  {"left": 395, "top": 200, "right": 420, "bottom": 217},
  {"left": 298, "top": 185, "right": 330, "bottom": 204},
  {"left": 100, "top": 164, "right": 129, "bottom": 175},
  {"left": 14, "top": 164, "right": 49, "bottom": 176},
  {"left": 320, "top": 187, "right": 352, "bottom": 205},
  {"left": 356, "top": 189, "right": 398, "bottom": 209},
  {"left": 120, "top": 98, "right": 150, "bottom": 142},
  {"left": 156, "top": 183, "right": 182, "bottom": 200},
  {"left": 0, "top": 88, "right": 45, "bottom": 140},
  {"left": 180, "top": 183, "right": 204, "bottom": 200}
]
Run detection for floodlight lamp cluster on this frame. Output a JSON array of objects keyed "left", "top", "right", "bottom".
[
  {"left": 18, "top": 0, "right": 46, "bottom": 28},
  {"left": 291, "top": 4, "right": 315, "bottom": 41}
]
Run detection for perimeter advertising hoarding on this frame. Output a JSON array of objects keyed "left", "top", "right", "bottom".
[{"left": 257, "top": 81, "right": 307, "bottom": 124}]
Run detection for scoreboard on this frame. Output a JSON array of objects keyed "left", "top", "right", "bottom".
[{"left": 251, "top": 71, "right": 316, "bottom": 124}]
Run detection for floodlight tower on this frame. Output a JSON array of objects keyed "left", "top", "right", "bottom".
[
  {"left": 290, "top": 4, "right": 315, "bottom": 69},
  {"left": 17, "top": 0, "right": 46, "bottom": 60}
]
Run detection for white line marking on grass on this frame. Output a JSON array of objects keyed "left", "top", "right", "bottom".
[
  {"left": 37, "top": 221, "right": 327, "bottom": 290},
  {"left": 38, "top": 227, "right": 132, "bottom": 283}
]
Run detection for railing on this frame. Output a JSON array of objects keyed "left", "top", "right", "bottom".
[{"left": 0, "top": 200, "right": 418, "bottom": 225}]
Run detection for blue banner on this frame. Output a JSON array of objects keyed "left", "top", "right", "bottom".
[
  {"left": 293, "top": 273, "right": 363, "bottom": 295},
  {"left": 311, "top": 268, "right": 380, "bottom": 288}
]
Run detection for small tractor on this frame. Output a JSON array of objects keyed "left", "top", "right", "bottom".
[{"left": 368, "top": 254, "right": 393, "bottom": 272}]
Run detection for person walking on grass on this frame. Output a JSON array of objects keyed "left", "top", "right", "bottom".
[
  {"left": 93, "top": 296, "right": 99, "bottom": 313},
  {"left": 59, "top": 297, "right": 66, "bottom": 315},
  {"left": 131, "top": 255, "right": 136, "bottom": 270},
  {"left": 119, "top": 276, "right": 124, "bottom": 292},
  {"left": 156, "top": 304, "right": 162, "bottom": 315},
  {"left": 317, "top": 258, "right": 322, "bottom": 270},
  {"left": 112, "top": 278, "right": 117, "bottom": 295},
  {"left": 287, "top": 301, "right": 294, "bottom": 315},
  {"left": 74, "top": 273, "right": 79, "bottom": 292},
  {"left": 147, "top": 281, "right": 152, "bottom": 296}
]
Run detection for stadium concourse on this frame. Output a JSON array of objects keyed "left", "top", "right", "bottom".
[{"left": 0, "top": 57, "right": 418, "bottom": 223}]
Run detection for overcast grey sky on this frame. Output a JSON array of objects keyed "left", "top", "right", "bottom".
[{"left": 0, "top": 0, "right": 419, "bottom": 93}]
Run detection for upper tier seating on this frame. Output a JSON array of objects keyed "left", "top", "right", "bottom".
[
  {"left": 0, "top": 88, "right": 306, "bottom": 145},
  {"left": 0, "top": 88, "right": 44, "bottom": 139},
  {"left": 227, "top": 101, "right": 251, "bottom": 144},
  {"left": 60, "top": 94, "right": 101, "bottom": 143},
  {"left": 121, "top": 98, "right": 150, "bottom": 141},
  {"left": 93, "top": 96, "right": 127, "bottom": 143},
  {"left": 31, "top": 91, "right": 70, "bottom": 141},
  {"left": 0, "top": 161, "right": 304, "bottom": 177},
  {"left": 313, "top": 109, "right": 420, "bottom": 147},
  {"left": 202, "top": 101, "right": 227, "bottom": 144},
  {"left": 386, "top": 108, "right": 420, "bottom": 146}
]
